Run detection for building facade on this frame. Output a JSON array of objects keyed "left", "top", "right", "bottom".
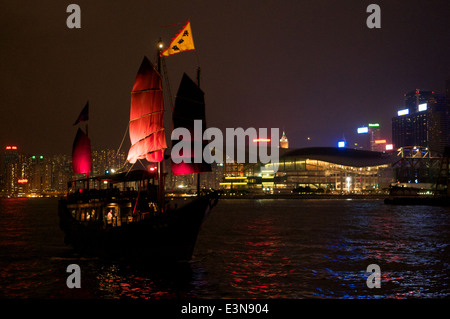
[
  {"left": 219, "top": 147, "right": 398, "bottom": 194},
  {"left": 0, "top": 147, "right": 128, "bottom": 197},
  {"left": 392, "top": 88, "right": 450, "bottom": 153},
  {"left": 279, "top": 131, "right": 289, "bottom": 149}
]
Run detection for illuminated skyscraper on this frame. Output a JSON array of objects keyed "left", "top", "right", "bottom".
[
  {"left": 1, "top": 146, "right": 22, "bottom": 195},
  {"left": 92, "top": 149, "right": 127, "bottom": 176},
  {"left": 392, "top": 112, "right": 413, "bottom": 148},
  {"left": 368, "top": 123, "right": 382, "bottom": 151},
  {"left": 392, "top": 87, "right": 450, "bottom": 153},
  {"left": 29, "top": 155, "right": 50, "bottom": 193},
  {"left": 355, "top": 126, "right": 370, "bottom": 150},
  {"left": 279, "top": 131, "right": 289, "bottom": 149}
]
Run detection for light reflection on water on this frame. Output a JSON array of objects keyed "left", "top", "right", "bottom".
[
  {"left": 192, "top": 199, "right": 450, "bottom": 299},
  {"left": 0, "top": 198, "right": 449, "bottom": 299}
]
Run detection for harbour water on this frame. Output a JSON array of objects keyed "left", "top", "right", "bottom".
[{"left": 0, "top": 197, "right": 449, "bottom": 299}]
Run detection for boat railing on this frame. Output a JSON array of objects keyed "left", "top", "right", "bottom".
[{"left": 66, "top": 187, "right": 148, "bottom": 203}]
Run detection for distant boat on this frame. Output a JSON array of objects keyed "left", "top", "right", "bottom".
[
  {"left": 384, "top": 185, "right": 450, "bottom": 206},
  {"left": 58, "top": 46, "right": 220, "bottom": 261},
  {"left": 384, "top": 147, "right": 450, "bottom": 206}
]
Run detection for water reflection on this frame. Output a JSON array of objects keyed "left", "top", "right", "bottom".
[
  {"left": 1, "top": 198, "right": 449, "bottom": 298},
  {"left": 219, "top": 216, "right": 297, "bottom": 298},
  {"left": 93, "top": 260, "right": 198, "bottom": 299},
  {"left": 311, "top": 202, "right": 450, "bottom": 298}
]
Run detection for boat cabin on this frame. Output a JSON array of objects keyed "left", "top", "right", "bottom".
[{"left": 66, "top": 170, "right": 160, "bottom": 228}]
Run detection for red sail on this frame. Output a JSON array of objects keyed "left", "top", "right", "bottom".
[
  {"left": 127, "top": 56, "right": 167, "bottom": 164},
  {"left": 72, "top": 128, "right": 92, "bottom": 175}
]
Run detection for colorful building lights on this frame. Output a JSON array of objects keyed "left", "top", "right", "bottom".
[
  {"left": 337, "top": 141, "right": 346, "bottom": 148},
  {"left": 357, "top": 127, "right": 369, "bottom": 134},
  {"left": 418, "top": 103, "right": 427, "bottom": 112}
]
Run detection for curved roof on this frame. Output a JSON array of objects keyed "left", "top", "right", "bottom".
[{"left": 279, "top": 147, "right": 400, "bottom": 167}]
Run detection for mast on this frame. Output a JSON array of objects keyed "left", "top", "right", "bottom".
[
  {"left": 157, "top": 39, "right": 165, "bottom": 211},
  {"left": 85, "top": 122, "right": 89, "bottom": 189},
  {"left": 196, "top": 67, "right": 201, "bottom": 196}
]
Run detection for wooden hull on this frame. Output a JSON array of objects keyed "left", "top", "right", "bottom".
[{"left": 58, "top": 192, "right": 220, "bottom": 261}]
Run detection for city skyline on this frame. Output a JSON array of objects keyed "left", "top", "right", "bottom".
[
  {"left": 2, "top": 79, "right": 448, "bottom": 157},
  {"left": 1, "top": 1, "right": 449, "bottom": 157},
  {"left": 2, "top": 1, "right": 450, "bottom": 302},
  {"left": 0, "top": 147, "right": 128, "bottom": 195}
]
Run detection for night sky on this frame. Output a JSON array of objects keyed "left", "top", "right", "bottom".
[{"left": 1, "top": 0, "right": 449, "bottom": 156}]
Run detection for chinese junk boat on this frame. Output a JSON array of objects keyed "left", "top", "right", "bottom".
[{"left": 58, "top": 47, "right": 219, "bottom": 261}]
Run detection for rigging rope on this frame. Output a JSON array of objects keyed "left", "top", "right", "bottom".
[{"left": 116, "top": 123, "right": 129, "bottom": 157}]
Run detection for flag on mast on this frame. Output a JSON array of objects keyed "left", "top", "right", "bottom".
[
  {"left": 160, "top": 21, "right": 195, "bottom": 57},
  {"left": 73, "top": 101, "right": 89, "bottom": 125}
]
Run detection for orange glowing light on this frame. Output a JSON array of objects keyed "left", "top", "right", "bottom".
[
  {"left": 6, "top": 146, "right": 11, "bottom": 150},
  {"left": 253, "top": 138, "right": 271, "bottom": 143},
  {"left": 374, "top": 139, "right": 387, "bottom": 144},
  {"left": 5, "top": 146, "right": 17, "bottom": 150},
  {"left": 18, "top": 179, "right": 28, "bottom": 184}
]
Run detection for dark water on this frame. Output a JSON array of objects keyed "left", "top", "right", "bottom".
[{"left": 0, "top": 198, "right": 449, "bottom": 299}]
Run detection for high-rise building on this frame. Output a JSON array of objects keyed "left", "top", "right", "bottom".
[
  {"left": 392, "top": 114, "right": 412, "bottom": 148},
  {"left": 1, "top": 146, "right": 19, "bottom": 194},
  {"left": 427, "top": 93, "right": 450, "bottom": 153},
  {"left": 368, "top": 123, "right": 382, "bottom": 151},
  {"left": 279, "top": 131, "right": 289, "bottom": 149},
  {"left": 355, "top": 126, "right": 371, "bottom": 150},
  {"left": 392, "top": 87, "right": 450, "bottom": 153},
  {"left": 50, "top": 154, "right": 72, "bottom": 193},
  {"left": 29, "top": 155, "right": 52, "bottom": 193},
  {"left": 92, "top": 149, "right": 127, "bottom": 176},
  {"left": 404, "top": 89, "right": 434, "bottom": 109},
  {"left": 0, "top": 146, "right": 29, "bottom": 195},
  {"left": 1, "top": 148, "right": 130, "bottom": 196}
]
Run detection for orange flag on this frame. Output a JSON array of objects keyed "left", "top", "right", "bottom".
[{"left": 161, "top": 21, "right": 195, "bottom": 57}]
